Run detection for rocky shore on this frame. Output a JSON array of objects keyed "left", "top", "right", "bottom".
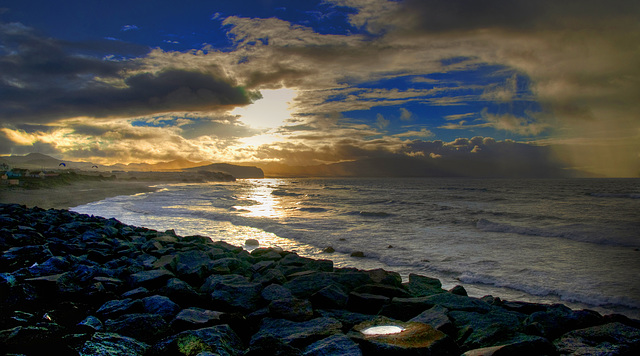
[{"left": 1, "top": 203, "right": 639, "bottom": 355}]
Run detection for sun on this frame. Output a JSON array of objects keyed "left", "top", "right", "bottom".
[{"left": 231, "top": 88, "right": 297, "bottom": 129}]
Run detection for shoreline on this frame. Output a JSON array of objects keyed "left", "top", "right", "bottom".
[
  {"left": 0, "top": 179, "right": 159, "bottom": 210},
  {"left": 1, "top": 204, "right": 639, "bottom": 354}
]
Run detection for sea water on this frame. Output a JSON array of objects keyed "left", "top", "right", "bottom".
[{"left": 72, "top": 178, "right": 640, "bottom": 318}]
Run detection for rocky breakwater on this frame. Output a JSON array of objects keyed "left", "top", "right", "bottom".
[{"left": 1, "top": 203, "right": 639, "bottom": 356}]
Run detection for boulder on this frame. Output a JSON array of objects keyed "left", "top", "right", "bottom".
[
  {"left": 553, "top": 322, "right": 640, "bottom": 355},
  {"left": 128, "top": 269, "right": 175, "bottom": 289},
  {"left": 80, "top": 332, "right": 149, "bottom": 356},
  {"left": 449, "top": 308, "right": 529, "bottom": 351},
  {"left": 409, "top": 305, "right": 456, "bottom": 336},
  {"left": 244, "top": 335, "right": 303, "bottom": 356},
  {"left": 251, "top": 317, "right": 343, "bottom": 349},
  {"left": 269, "top": 298, "right": 315, "bottom": 322},
  {"left": 104, "top": 313, "right": 170, "bottom": 342},
  {"left": 261, "top": 283, "right": 294, "bottom": 302},
  {"left": 404, "top": 273, "right": 445, "bottom": 297},
  {"left": 303, "top": 334, "right": 362, "bottom": 356},
  {"left": 310, "top": 284, "right": 349, "bottom": 310},
  {"left": 347, "top": 292, "right": 391, "bottom": 315},
  {"left": 96, "top": 298, "right": 144, "bottom": 319},
  {"left": 170, "top": 308, "right": 225, "bottom": 332},
  {"left": 462, "top": 335, "right": 555, "bottom": 356},
  {"left": 524, "top": 304, "right": 604, "bottom": 339},
  {"left": 209, "top": 280, "right": 263, "bottom": 312},
  {"left": 425, "top": 292, "right": 492, "bottom": 313},
  {"left": 142, "top": 295, "right": 181, "bottom": 320},
  {"left": 149, "top": 325, "right": 244, "bottom": 356}
]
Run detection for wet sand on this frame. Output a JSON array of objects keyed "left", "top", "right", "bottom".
[{"left": 0, "top": 180, "right": 159, "bottom": 210}]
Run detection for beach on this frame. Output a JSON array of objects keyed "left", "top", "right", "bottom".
[{"left": 0, "top": 180, "right": 159, "bottom": 210}]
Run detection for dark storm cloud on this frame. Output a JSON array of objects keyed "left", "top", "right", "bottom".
[
  {"left": 0, "top": 68, "right": 255, "bottom": 123},
  {"left": 0, "top": 22, "right": 255, "bottom": 124},
  {"left": 394, "top": 0, "right": 640, "bottom": 33},
  {"left": 0, "top": 23, "right": 125, "bottom": 78}
]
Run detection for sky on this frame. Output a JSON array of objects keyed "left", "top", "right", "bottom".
[{"left": 0, "top": 0, "right": 639, "bottom": 177}]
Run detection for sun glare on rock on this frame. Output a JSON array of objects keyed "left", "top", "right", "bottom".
[{"left": 361, "top": 326, "right": 405, "bottom": 335}]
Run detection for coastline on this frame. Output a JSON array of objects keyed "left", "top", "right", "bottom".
[
  {"left": 0, "top": 180, "right": 159, "bottom": 210},
  {"left": 1, "top": 204, "right": 639, "bottom": 355}
]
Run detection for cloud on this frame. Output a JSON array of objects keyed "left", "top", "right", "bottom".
[
  {"left": 121, "top": 25, "right": 139, "bottom": 31},
  {"left": 0, "top": 22, "right": 257, "bottom": 125},
  {"left": 376, "top": 113, "right": 389, "bottom": 129},
  {"left": 399, "top": 107, "right": 412, "bottom": 121}
]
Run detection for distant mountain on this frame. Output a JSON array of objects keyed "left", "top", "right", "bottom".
[
  {"left": 0, "top": 153, "right": 67, "bottom": 170},
  {"left": 189, "top": 163, "right": 264, "bottom": 179},
  {"left": 0, "top": 153, "right": 264, "bottom": 179},
  {"left": 123, "top": 158, "right": 212, "bottom": 171}
]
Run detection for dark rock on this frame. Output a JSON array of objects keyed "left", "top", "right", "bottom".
[
  {"left": 251, "top": 248, "right": 285, "bottom": 262},
  {"left": 245, "top": 335, "right": 303, "bottom": 356},
  {"left": 121, "top": 286, "right": 150, "bottom": 299},
  {"left": 96, "top": 298, "right": 144, "bottom": 319},
  {"left": 253, "top": 267, "right": 288, "bottom": 285},
  {"left": 171, "top": 250, "right": 214, "bottom": 283},
  {"left": 284, "top": 272, "right": 373, "bottom": 299},
  {"left": 347, "top": 292, "right": 391, "bottom": 315},
  {"left": 450, "top": 285, "right": 468, "bottom": 296},
  {"left": 379, "top": 296, "right": 435, "bottom": 321},
  {"left": 405, "top": 273, "right": 445, "bottom": 297},
  {"left": 499, "top": 300, "right": 549, "bottom": 315},
  {"left": 149, "top": 325, "right": 243, "bottom": 356},
  {"left": 0, "top": 323, "right": 67, "bottom": 354},
  {"left": 524, "top": 304, "right": 604, "bottom": 339},
  {"left": 303, "top": 334, "right": 362, "bottom": 356},
  {"left": 353, "top": 284, "right": 412, "bottom": 299},
  {"left": 128, "top": 269, "right": 175, "bottom": 289},
  {"left": 142, "top": 295, "right": 181, "bottom": 320},
  {"left": 364, "top": 269, "right": 403, "bottom": 288},
  {"left": 158, "top": 278, "right": 203, "bottom": 307},
  {"left": 322, "top": 246, "right": 335, "bottom": 253},
  {"left": 348, "top": 316, "right": 458, "bottom": 355},
  {"left": 350, "top": 251, "right": 365, "bottom": 258},
  {"left": 200, "top": 274, "right": 248, "bottom": 294},
  {"left": 245, "top": 238, "right": 260, "bottom": 246},
  {"left": 449, "top": 308, "right": 528, "bottom": 351},
  {"left": 251, "top": 260, "right": 275, "bottom": 273},
  {"left": 269, "top": 298, "right": 315, "bottom": 321},
  {"left": 170, "top": 308, "right": 224, "bottom": 332},
  {"left": 310, "top": 284, "right": 349, "bottom": 310},
  {"left": 79, "top": 332, "right": 149, "bottom": 355},
  {"left": 317, "top": 309, "right": 375, "bottom": 332},
  {"left": 262, "top": 283, "right": 294, "bottom": 301},
  {"left": 553, "top": 322, "right": 640, "bottom": 355},
  {"left": 76, "top": 315, "right": 103, "bottom": 333},
  {"left": 251, "top": 317, "right": 343, "bottom": 349},
  {"left": 462, "top": 334, "right": 555, "bottom": 356},
  {"left": 104, "top": 313, "right": 169, "bottom": 342},
  {"left": 425, "top": 292, "right": 493, "bottom": 313},
  {"left": 409, "top": 305, "right": 456, "bottom": 336},
  {"left": 209, "top": 280, "right": 263, "bottom": 312}
]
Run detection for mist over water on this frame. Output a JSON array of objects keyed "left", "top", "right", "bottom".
[{"left": 72, "top": 178, "right": 640, "bottom": 318}]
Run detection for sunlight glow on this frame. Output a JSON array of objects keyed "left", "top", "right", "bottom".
[
  {"left": 233, "top": 179, "right": 290, "bottom": 219},
  {"left": 231, "top": 88, "right": 297, "bottom": 129}
]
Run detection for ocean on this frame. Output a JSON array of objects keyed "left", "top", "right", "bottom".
[{"left": 71, "top": 178, "right": 640, "bottom": 319}]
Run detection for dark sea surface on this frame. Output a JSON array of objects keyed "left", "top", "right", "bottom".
[{"left": 72, "top": 178, "right": 640, "bottom": 318}]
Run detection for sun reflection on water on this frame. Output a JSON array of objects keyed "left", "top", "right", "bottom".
[{"left": 233, "top": 179, "right": 291, "bottom": 219}]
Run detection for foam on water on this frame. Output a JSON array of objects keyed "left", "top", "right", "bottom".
[{"left": 72, "top": 178, "right": 640, "bottom": 318}]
